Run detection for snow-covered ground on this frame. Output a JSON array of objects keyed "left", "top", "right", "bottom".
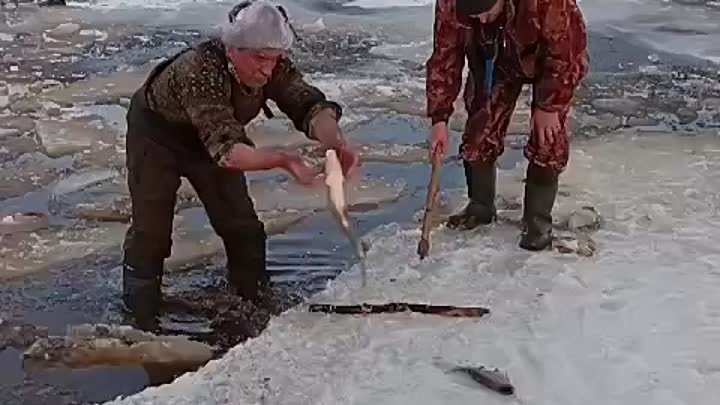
[
  {"left": 105, "top": 131, "right": 720, "bottom": 404},
  {"left": 78, "top": 0, "right": 719, "bottom": 404},
  {"left": 343, "top": 0, "right": 433, "bottom": 8},
  {"left": 3, "top": 0, "right": 719, "bottom": 403}
]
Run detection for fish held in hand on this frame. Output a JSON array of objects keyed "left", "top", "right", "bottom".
[
  {"left": 417, "top": 151, "right": 443, "bottom": 259},
  {"left": 324, "top": 149, "right": 367, "bottom": 286}
]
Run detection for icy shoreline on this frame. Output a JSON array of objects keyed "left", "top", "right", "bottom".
[
  {"left": 105, "top": 131, "right": 720, "bottom": 405},
  {"left": 2, "top": 1, "right": 720, "bottom": 404}
]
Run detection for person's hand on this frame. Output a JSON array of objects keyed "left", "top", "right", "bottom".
[
  {"left": 282, "top": 153, "right": 321, "bottom": 186},
  {"left": 429, "top": 122, "right": 449, "bottom": 161},
  {"left": 310, "top": 108, "right": 361, "bottom": 178},
  {"left": 335, "top": 144, "right": 361, "bottom": 179},
  {"left": 531, "top": 108, "right": 562, "bottom": 149}
]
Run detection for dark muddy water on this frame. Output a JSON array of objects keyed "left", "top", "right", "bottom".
[
  {"left": 0, "top": 113, "right": 486, "bottom": 405},
  {"left": 2, "top": 1, "right": 718, "bottom": 402},
  {"left": 0, "top": 21, "right": 432, "bottom": 405}
]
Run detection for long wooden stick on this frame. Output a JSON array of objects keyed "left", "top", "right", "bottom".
[
  {"left": 417, "top": 152, "right": 444, "bottom": 260},
  {"left": 308, "top": 303, "right": 490, "bottom": 318}
]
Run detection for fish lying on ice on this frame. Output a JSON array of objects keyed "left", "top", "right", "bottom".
[
  {"left": 308, "top": 303, "right": 490, "bottom": 317},
  {"left": 324, "top": 149, "right": 367, "bottom": 286},
  {"left": 448, "top": 365, "right": 515, "bottom": 395},
  {"left": 433, "top": 357, "right": 515, "bottom": 396}
]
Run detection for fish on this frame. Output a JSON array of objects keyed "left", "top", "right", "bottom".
[
  {"left": 448, "top": 365, "right": 515, "bottom": 396},
  {"left": 324, "top": 149, "right": 367, "bottom": 286},
  {"left": 308, "top": 303, "right": 490, "bottom": 318},
  {"left": 433, "top": 358, "right": 515, "bottom": 396},
  {"left": 417, "top": 149, "right": 444, "bottom": 260}
]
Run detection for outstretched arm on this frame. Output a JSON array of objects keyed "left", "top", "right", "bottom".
[
  {"left": 264, "top": 58, "right": 344, "bottom": 147},
  {"left": 265, "top": 58, "right": 360, "bottom": 177}
]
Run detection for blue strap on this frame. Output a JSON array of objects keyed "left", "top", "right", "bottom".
[
  {"left": 484, "top": 58, "right": 494, "bottom": 96},
  {"left": 484, "top": 58, "right": 494, "bottom": 110}
]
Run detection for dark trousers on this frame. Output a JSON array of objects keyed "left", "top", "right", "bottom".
[{"left": 122, "top": 88, "right": 268, "bottom": 300}]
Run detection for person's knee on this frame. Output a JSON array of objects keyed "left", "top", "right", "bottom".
[
  {"left": 460, "top": 140, "right": 504, "bottom": 165},
  {"left": 212, "top": 214, "right": 265, "bottom": 240},
  {"left": 123, "top": 227, "right": 173, "bottom": 269},
  {"left": 221, "top": 221, "right": 267, "bottom": 270},
  {"left": 232, "top": 221, "right": 266, "bottom": 242},
  {"left": 524, "top": 141, "right": 569, "bottom": 180}
]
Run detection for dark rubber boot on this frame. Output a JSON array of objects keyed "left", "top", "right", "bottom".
[
  {"left": 447, "top": 161, "right": 497, "bottom": 230},
  {"left": 225, "top": 228, "right": 286, "bottom": 314},
  {"left": 224, "top": 224, "right": 270, "bottom": 303},
  {"left": 121, "top": 262, "right": 162, "bottom": 332},
  {"left": 519, "top": 164, "right": 558, "bottom": 251}
]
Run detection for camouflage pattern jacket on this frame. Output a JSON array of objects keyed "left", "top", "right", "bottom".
[
  {"left": 146, "top": 39, "right": 341, "bottom": 165},
  {"left": 426, "top": 0, "right": 589, "bottom": 124}
]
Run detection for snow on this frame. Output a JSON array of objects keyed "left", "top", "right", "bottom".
[
  {"left": 69, "top": 0, "right": 435, "bottom": 9},
  {"left": 344, "top": 0, "right": 434, "bottom": 8},
  {"left": 105, "top": 132, "right": 720, "bottom": 405},
  {"left": 6, "top": 0, "right": 716, "bottom": 402},
  {"left": 66, "top": 0, "right": 228, "bottom": 9}
]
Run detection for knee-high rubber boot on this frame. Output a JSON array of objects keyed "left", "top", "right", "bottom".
[
  {"left": 121, "top": 261, "right": 162, "bottom": 332},
  {"left": 224, "top": 223, "right": 270, "bottom": 303},
  {"left": 519, "top": 164, "right": 558, "bottom": 251},
  {"left": 447, "top": 161, "right": 497, "bottom": 230}
]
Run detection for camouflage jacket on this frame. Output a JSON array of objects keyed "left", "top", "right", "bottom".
[
  {"left": 426, "top": 0, "right": 589, "bottom": 124},
  {"left": 146, "top": 39, "right": 342, "bottom": 165}
]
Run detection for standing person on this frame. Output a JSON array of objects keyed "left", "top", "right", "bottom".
[
  {"left": 122, "top": 0, "right": 360, "bottom": 327},
  {"left": 426, "top": 0, "right": 588, "bottom": 250}
]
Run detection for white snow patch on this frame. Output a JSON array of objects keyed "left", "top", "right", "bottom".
[
  {"left": 104, "top": 131, "right": 720, "bottom": 405},
  {"left": 370, "top": 41, "right": 432, "bottom": 63},
  {"left": 302, "top": 74, "right": 424, "bottom": 127},
  {"left": 301, "top": 18, "right": 326, "bottom": 33},
  {"left": 345, "top": 0, "right": 434, "bottom": 8},
  {"left": 79, "top": 29, "right": 109, "bottom": 42},
  {"left": 66, "top": 0, "right": 227, "bottom": 9},
  {"left": 6, "top": 83, "right": 29, "bottom": 98}
]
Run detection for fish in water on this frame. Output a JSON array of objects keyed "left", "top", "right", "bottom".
[{"left": 324, "top": 149, "right": 367, "bottom": 286}]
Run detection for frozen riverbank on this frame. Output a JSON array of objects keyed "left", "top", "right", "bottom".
[
  {"left": 106, "top": 130, "right": 720, "bottom": 405},
  {"left": 2, "top": 0, "right": 720, "bottom": 404}
]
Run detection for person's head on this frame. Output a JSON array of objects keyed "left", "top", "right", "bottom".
[
  {"left": 456, "top": 0, "right": 505, "bottom": 25},
  {"left": 221, "top": 1, "right": 296, "bottom": 88}
]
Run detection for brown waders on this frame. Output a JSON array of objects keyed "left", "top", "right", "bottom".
[{"left": 122, "top": 56, "right": 267, "bottom": 330}]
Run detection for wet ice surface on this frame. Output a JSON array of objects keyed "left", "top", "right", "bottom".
[
  {"left": 106, "top": 132, "right": 720, "bottom": 405},
  {"left": 2, "top": 0, "right": 720, "bottom": 404},
  {"left": 583, "top": 0, "right": 720, "bottom": 63}
]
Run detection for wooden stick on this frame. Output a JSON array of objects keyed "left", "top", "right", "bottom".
[
  {"left": 417, "top": 152, "right": 444, "bottom": 260},
  {"left": 308, "top": 303, "right": 490, "bottom": 318}
]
